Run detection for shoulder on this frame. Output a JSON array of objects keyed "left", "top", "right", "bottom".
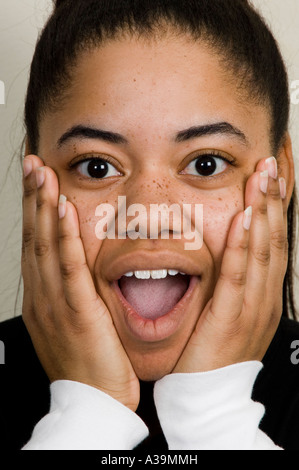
[
  {"left": 262, "top": 316, "right": 299, "bottom": 370},
  {"left": 253, "top": 316, "right": 299, "bottom": 449},
  {"left": 276, "top": 315, "right": 299, "bottom": 339},
  {"left": 0, "top": 315, "right": 39, "bottom": 366},
  {"left": 0, "top": 316, "right": 50, "bottom": 450},
  {"left": 0, "top": 314, "right": 30, "bottom": 346},
  {"left": 258, "top": 316, "right": 299, "bottom": 388}
]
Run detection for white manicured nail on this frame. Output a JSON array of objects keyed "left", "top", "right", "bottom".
[
  {"left": 259, "top": 170, "right": 269, "bottom": 194},
  {"left": 243, "top": 206, "right": 252, "bottom": 231},
  {"left": 265, "top": 156, "right": 278, "bottom": 180},
  {"left": 23, "top": 159, "right": 33, "bottom": 177},
  {"left": 36, "top": 167, "right": 45, "bottom": 188},
  {"left": 279, "top": 177, "right": 286, "bottom": 199},
  {"left": 58, "top": 194, "right": 67, "bottom": 219}
]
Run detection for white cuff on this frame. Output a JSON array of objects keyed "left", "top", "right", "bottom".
[
  {"left": 154, "top": 361, "right": 281, "bottom": 450},
  {"left": 23, "top": 380, "right": 149, "bottom": 450}
]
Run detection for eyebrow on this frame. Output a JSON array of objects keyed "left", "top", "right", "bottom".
[
  {"left": 175, "top": 122, "right": 248, "bottom": 145},
  {"left": 57, "top": 125, "right": 128, "bottom": 148},
  {"left": 57, "top": 121, "right": 248, "bottom": 148}
]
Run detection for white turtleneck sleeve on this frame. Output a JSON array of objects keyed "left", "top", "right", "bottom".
[
  {"left": 23, "top": 362, "right": 281, "bottom": 450},
  {"left": 154, "top": 361, "right": 281, "bottom": 450},
  {"left": 23, "top": 380, "right": 148, "bottom": 450}
]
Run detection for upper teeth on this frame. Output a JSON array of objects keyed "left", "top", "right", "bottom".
[{"left": 124, "top": 269, "right": 186, "bottom": 279}]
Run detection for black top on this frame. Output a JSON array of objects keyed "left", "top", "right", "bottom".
[{"left": 0, "top": 315, "right": 299, "bottom": 450}]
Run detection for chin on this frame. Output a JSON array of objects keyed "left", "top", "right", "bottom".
[
  {"left": 125, "top": 344, "right": 185, "bottom": 382},
  {"left": 135, "top": 365, "right": 175, "bottom": 382}
]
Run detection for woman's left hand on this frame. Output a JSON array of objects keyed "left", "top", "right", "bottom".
[{"left": 174, "top": 156, "right": 288, "bottom": 373}]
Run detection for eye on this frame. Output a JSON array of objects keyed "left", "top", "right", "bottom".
[
  {"left": 183, "top": 153, "right": 230, "bottom": 177},
  {"left": 75, "top": 157, "right": 121, "bottom": 179}
]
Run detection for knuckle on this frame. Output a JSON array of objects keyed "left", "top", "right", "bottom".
[
  {"left": 60, "top": 261, "right": 78, "bottom": 280},
  {"left": 23, "top": 185, "right": 35, "bottom": 199},
  {"left": 253, "top": 246, "right": 271, "bottom": 266},
  {"left": 60, "top": 260, "right": 87, "bottom": 283},
  {"left": 34, "top": 238, "right": 51, "bottom": 258},
  {"left": 229, "top": 271, "right": 247, "bottom": 287},
  {"left": 238, "top": 240, "right": 249, "bottom": 251},
  {"left": 256, "top": 204, "right": 268, "bottom": 217},
  {"left": 270, "top": 229, "right": 288, "bottom": 251},
  {"left": 220, "top": 270, "right": 247, "bottom": 287},
  {"left": 35, "top": 195, "right": 45, "bottom": 211},
  {"left": 58, "top": 231, "right": 72, "bottom": 243},
  {"left": 23, "top": 226, "right": 35, "bottom": 248},
  {"left": 268, "top": 186, "right": 281, "bottom": 201}
]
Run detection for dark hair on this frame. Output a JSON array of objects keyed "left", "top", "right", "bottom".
[{"left": 24, "top": 0, "right": 298, "bottom": 318}]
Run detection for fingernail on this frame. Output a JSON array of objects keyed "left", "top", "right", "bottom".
[
  {"left": 36, "top": 167, "right": 45, "bottom": 188},
  {"left": 279, "top": 177, "right": 286, "bottom": 199},
  {"left": 265, "top": 156, "right": 278, "bottom": 180},
  {"left": 23, "top": 159, "right": 33, "bottom": 177},
  {"left": 58, "top": 194, "right": 67, "bottom": 219},
  {"left": 259, "top": 170, "right": 269, "bottom": 194},
  {"left": 243, "top": 206, "right": 252, "bottom": 231}
]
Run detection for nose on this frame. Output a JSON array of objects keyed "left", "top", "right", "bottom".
[
  {"left": 120, "top": 168, "right": 184, "bottom": 239},
  {"left": 96, "top": 171, "right": 203, "bottom": 250}
]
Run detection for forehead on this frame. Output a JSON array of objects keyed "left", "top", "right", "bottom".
[{"left": 39, "top": 35, "right": 270, "bottom": 148}]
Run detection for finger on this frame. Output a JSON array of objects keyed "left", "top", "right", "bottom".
[
  {"left": 243, "top": 170, "right": 270, "bottom": 309},
  {"left": 256, "top": 157, "right": 288, "bottom": 282},
  {"left": 22, "top": 156, "right": 46, "bottom": 290},
  {"left": 256, "top": 156, "right": 288, "bottom": 223},
  {"left": 34, "top": 165, "right": 62, "bottom": 301},
  {"left": 22, "top": 155, "right": 45, "bottom": 323},
  {"left": 208, "top": 207, "right": 251, "bottom": 321},
  {"left": 57, "top": 196, "right": 103, "bottom": 318},
  {"left": 265, "top": 159, "right": 288, "bottom": 292}
]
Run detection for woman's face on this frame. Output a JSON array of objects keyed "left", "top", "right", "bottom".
[{"left": 38, "top": 35, "right": 274, "bottom": 381}]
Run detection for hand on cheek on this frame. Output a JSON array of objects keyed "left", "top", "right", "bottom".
[
  {"left": 22, "top": 155, "right": 140, "bottom": 412},
  {"left": 174, "top": 156, "right": 287, "bottom": 373}
]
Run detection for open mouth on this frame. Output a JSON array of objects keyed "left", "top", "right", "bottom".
[{"left": 118, "top": 269, "right": 191, "bottom": 321}]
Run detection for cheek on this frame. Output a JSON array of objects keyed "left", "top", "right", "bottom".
[
  {"left": 203, "top": 192, "right": 243, "bottom": 263},
  {"left": 72, "top": 199, "right": 104, "bottom": 269}
]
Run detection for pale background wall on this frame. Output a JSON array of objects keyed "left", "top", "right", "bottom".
[{"left": 0, "top": 0, "right": 298, "bottom": 322}]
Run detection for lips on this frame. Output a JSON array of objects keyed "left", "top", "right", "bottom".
[
  {"left": 103, "top": 249, "right": 201, "bottom": 342},
  {"left": 104, "top": 248, "right": 201, "bottom": 341}
]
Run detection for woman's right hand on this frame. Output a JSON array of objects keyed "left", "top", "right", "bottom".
[{"left": 21, "top": 155, "right": 140, "bottom": 412}]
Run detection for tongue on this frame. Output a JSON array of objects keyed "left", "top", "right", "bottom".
[{"left": 119, "top": 274, "right": 189, "bottom": 320}]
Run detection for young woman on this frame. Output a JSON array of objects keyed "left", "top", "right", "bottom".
[{"left": 0, "top": 0, "right": 299, "bottom": 450}]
